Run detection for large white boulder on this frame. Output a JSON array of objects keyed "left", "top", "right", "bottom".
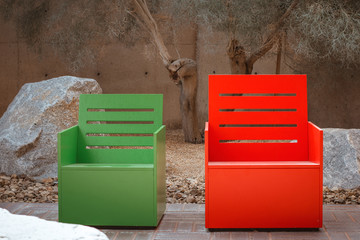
[
  {"left": 323, "top": 128, "right": 360, "bottom": 189},
  {"left": 0, "top": 76, "right": 102, "bottom": 179},
  {"left": 0, "top": 208, "right": 108, "bottom": 240}
]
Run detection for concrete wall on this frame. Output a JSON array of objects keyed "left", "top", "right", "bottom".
[
  {"left": 1, "top": 19, "right": 360, "bottom": 130},
  {"left": 307, "top": 66, "right": 360, "bottom": 128},
  {"left": 0, "top": 20, "right": 197, "bottom": 129}
]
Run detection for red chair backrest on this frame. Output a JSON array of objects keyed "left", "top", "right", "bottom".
[{"left": 208, "top": 75, "right": 308, "bottom": 161}]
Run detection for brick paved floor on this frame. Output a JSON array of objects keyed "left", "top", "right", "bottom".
[{"left": 0, "top": 203, "right": 359, "bottom": 240}]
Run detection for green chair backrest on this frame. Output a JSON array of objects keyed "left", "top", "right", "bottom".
[{"left": 77, "top": 94, "right": 163, "bottom": 164}]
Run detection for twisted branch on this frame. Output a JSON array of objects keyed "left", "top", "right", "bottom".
[
  {"left": 131, "top": 0, "right": 172, "bottom": 66},
  {"left": 246, "top": 0, "right": 300, "bottom": 72}
]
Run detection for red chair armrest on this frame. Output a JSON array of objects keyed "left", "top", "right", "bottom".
[{"left": 308, "top": 122, "right": 323, "bottom": 165}]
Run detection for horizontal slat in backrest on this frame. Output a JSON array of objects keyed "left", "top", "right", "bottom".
[
  {"left": 77, "top": 94, "right": 162, "bottom": 164},
  {"left": 208, "top": 75, "right": 308, "bottom": 161}
]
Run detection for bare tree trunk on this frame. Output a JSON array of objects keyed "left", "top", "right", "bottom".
[
  {"left": 226, "top": 0, "right": 299, "bottom": 75},
  {"left": 169, "top": 58, "right": 201, "bottom": 143},
  {"left": 276, "top": 35, "right": 283, "bottom": 74},
  {"left": 131, "top": 0, "right": 201, "bottom": 143},
  {"left": 168, "top": 59, "right": 202, "bottom": 143},
  {"left": 227, "top": 39, "right": 249, "bottom": 74}
]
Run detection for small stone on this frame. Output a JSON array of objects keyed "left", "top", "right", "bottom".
[
  {"left": 0, "top": 176, "right": 11, "bottom": 181},
  {"left": 174, "top": 192, "right": 183, "bottom": 199},
  {"left": 186, "top": 196, "right": 196, "bottom": 203},
  {"left": 41, "top": 178, "right": 53, "bottom": 184},
  {"left": 190, "top": 189, "right": 199, "bottom": 196},
  {"left": 16, "top": 193, "right": 24, "bottom": 199},
  {"left": 7, "top": 191, "right": 15, "bottom": 197},
  {"left": 168, "top": 187, "right": 176, "bottom": 193},
  {"left": 40, "top": 191, "right": 48, "bottom": 197},
  {"left": 25, "top": 193, "right": 35, "bottom": 198}
]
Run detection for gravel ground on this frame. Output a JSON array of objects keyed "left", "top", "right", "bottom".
[
  {"left": 0, "top": 129, "right": 359, "bottom": 204},
  {"left": 166, "top": 129, "right": 205, "bottom": 203},
  {"left": 0, "top": 174, "right": 57, "bottom": 203}
]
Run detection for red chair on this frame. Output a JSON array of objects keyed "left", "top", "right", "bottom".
[{"left": 205, "top": 75, "right": 323, "bottom": 229}]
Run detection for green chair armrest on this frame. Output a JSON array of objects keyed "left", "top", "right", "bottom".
[
  {"left": 58, "top": 125, "right": 79, "bottom": 167},
  {"left": 153, "top": 125, "right": 166, "bottom": 223},
  {"left": 154, "top": 125, "right": 166, "bottom": 169}
]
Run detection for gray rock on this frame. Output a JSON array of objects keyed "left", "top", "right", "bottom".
[
  {"left": 323, "top": 128, "right": 360, "bottom": 189},
  {"left": 0, "top": 76, "right": 102, "bottom": 179}
]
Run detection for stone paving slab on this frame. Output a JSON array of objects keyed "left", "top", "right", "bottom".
[{"left": 0, "top": 203, "right": 359, "bottom": 240}]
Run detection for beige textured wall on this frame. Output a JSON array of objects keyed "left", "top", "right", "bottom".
[
  {"left": 307, "top": 66, "right": 360, "bottom": 128},
  {"left": 1, "top": 20, "right": 360, "bottom": 130},
  {"left": 0, "top": 20, "right": 196, "bottom": 129}
]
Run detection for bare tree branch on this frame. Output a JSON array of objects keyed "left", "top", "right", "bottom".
[
  {"left": 276, "top": 32, "right": 284, "bottom": 74},
  {"left": 246, "top": 33, "right": 279, "bottom": 73},
  {"left": 132, "top": 0, "right": 172, "bottom": 66},
  {"left": 246, "top": 0, "right": 300, "bottom": 71},
  {"left": 225, "top": 0, "right": 236, "bottom": 39},
  {"left": 271, "top": 0, "right": 300, "bottom": 33},
  {"left": 131, "top": 0, "right": 201, "bottom": 143}
]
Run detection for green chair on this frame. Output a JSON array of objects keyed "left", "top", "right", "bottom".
[{"left": 57, "top": 94, "right": 166, "bottom": 226}]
